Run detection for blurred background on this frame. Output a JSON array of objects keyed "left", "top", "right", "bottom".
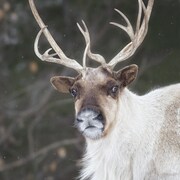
[{"left": 0, "top": 0, "right": 179, "bottom": 179}]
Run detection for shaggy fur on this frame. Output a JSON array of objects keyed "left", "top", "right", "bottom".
[{"left": 80, "top": 84, "right": 180, "bottom": 180}]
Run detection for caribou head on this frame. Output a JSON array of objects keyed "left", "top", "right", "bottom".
[{"left": 29, "top": 0, "right": 154, "bottom": 140}]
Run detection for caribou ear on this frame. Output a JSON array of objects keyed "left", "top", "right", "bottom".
[
  {"left": 116, "top": 64, "right": 138, "bottom": 87},
  {"left": 50, "top": 76, "right": 75, "bottom": 93}
]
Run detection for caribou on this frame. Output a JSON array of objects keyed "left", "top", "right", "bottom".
[{"left": 29, "top": 0, "right": 180, "bottom": 179}]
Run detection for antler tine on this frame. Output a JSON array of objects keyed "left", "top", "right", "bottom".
[
  {"left": 107, "top": 0, "right": 154, "bottom": 69},
  {"left": 136, "top": 0, "right": 143, "bottom": 33},
  {"left": 134, "top": 0, "right": 154, "bottom": 47},
  {"left": 82, "top": 43, "right": 90, "bottom": 68},
  {"left": 136, "top": 1, "right": 148, "bottom": 46},
  {"left": 110, "top": 8, "right": 135, "bottom": 41},
  {"left": 77, "top": 20, "right": 106, "bottom": 66},
  {"left": 29, "top": 0, "right": 83, "bottom": 72},
  {"left": 34, "top": 28, "right": 82, "bottom": 69}
]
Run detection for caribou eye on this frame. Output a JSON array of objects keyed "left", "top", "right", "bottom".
[
  {"left": 70, "top": 88, "right": 78, "bottom": 98},
  {"left": 111, "top": 85, "right": 119, "bottom": 94}
]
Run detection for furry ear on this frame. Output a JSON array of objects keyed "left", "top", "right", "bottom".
[
  {"left": 115, "top": 64, "right": 138, "bottom": 87},
  {"left": 50, "top": 76, "right": 75, "bottom": 93}
]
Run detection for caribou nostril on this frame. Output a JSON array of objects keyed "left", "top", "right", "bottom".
[
  {"left": 76, "top": 118, "right": 83, "bottom": 123},
  {"left": 94, "top": 113, "right": 104, "bottom": 122}
]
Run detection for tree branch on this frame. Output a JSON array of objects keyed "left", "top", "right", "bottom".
[{"left": 0, "top": 138, "right": 80, "bottom": 172}]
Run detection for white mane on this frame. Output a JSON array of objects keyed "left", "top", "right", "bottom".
[{"left": 80, "top": 84, "right": 180, "bottom": 180}]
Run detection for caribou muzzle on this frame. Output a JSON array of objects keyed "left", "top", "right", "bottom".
[{"left": 76, "top": 107, "right": 105, "bottom": 140}]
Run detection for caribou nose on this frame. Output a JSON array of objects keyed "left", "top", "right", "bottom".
[
  {"left": 75, "top": 108, "right": 105, "bottom": 139},
  {"left": 76, "top": 108, "right": 104, "bottom": 124}
]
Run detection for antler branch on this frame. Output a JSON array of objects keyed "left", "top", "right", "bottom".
[
  {"left": 107, "top": 0, "right": 154, "bottom": 69},
  {"left": 29, "top": 0, "right": 154, "bottom": 72},
  {"left": 77, "top": 20, "right": 106, "bottom": 66},
  {"left": 29, "top": 0, "right": 83, "bottom": 72}
]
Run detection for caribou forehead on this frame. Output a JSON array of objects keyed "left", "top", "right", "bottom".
[
  {"left": 74, "top": 67, "right": 115, "bottom": 96},
  {"left": 81, "top": 67, "right": 113, "bottom": 84}
]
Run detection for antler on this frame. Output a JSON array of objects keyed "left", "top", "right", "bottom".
[
  {"left": 77, "top": 20, "right": 106, "bottom": 66},
  {"left": 29, "top": 0, "right": 154, "bottom": 72},
  {"left": 28, "top": 0, "right": 83, "bottom": 72},
  {"left": 107, "top": 0, "right": 154, "bottom": 69}
]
